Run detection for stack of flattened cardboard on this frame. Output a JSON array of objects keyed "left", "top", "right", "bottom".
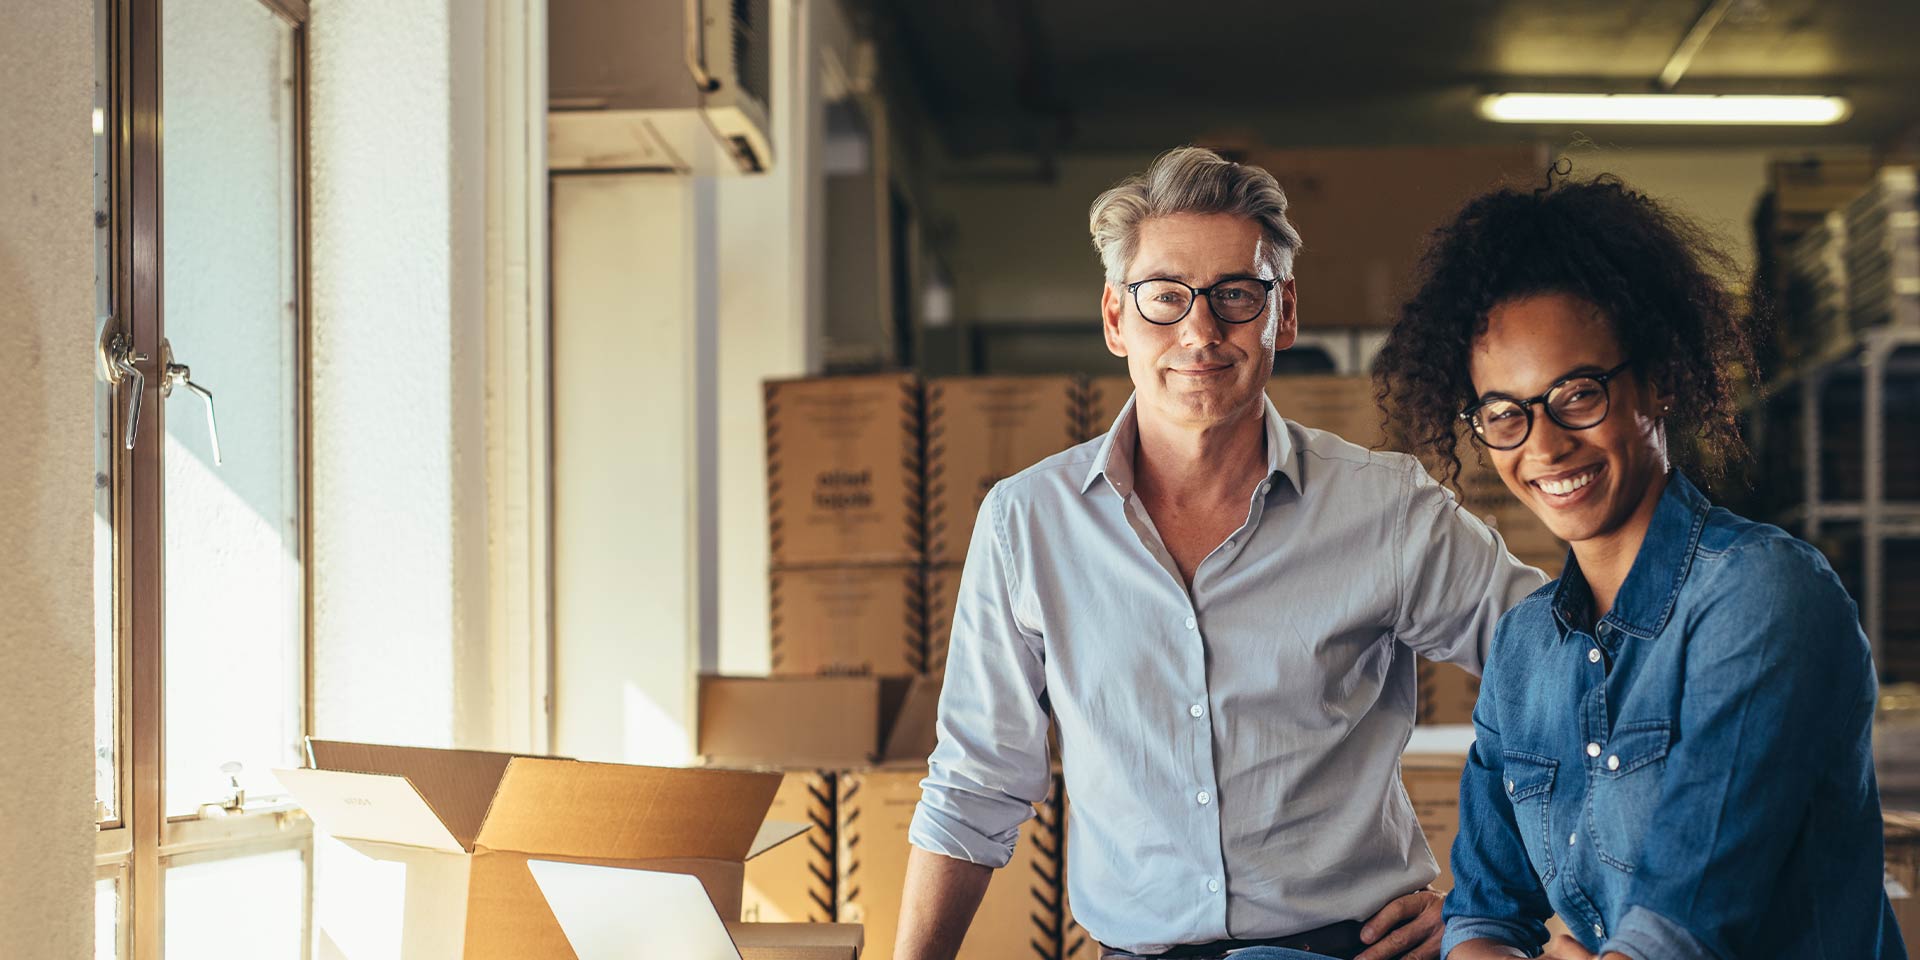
[{"left": 275, "top": 739, "right": 861, "bottom": 959}]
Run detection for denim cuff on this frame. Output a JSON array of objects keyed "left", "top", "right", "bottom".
[
  {"left": 1601, "top": 906, "right": 1718, "bottom": 960},
  {"left": 1440, "top": 918, "right": 1543, "bottom": 958}
]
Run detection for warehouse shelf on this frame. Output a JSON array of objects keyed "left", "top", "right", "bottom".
[{"left": 1747, "top": 325, "right": 1920, "bottom": 680}]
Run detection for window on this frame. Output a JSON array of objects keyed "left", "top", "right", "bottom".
[{"left": 96, "top": 0, "right": 314, "bottom": 955}]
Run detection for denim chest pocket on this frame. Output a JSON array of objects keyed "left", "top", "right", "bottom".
[
  {"left": 1501, "top": 751, "right": 1559, "bottom": 883},
  {"left": 1588, "top": 719, "right": 1673, "bottom": 873}
]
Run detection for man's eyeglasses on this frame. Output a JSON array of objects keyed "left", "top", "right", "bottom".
[
  {"left": 1457, "top": 360, "right": 1633, "bottom": 451},
  {"left": 1125, "top": 276, "right": 1277, "bottom": 325}
]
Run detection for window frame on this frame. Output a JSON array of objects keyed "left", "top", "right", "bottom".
[{"left": 101, "top": 0, "right": 317, "bottom": 955}]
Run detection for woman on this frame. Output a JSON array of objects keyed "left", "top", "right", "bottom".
[{"left": 1373, "top": 175, "right": 1905, "bottom": 960}]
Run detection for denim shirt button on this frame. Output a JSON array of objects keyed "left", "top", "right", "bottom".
[
  {"left": 1592, "top": 922, "right": 1605, "bottom": 938},
  {"left": 1586, "top": 742, "right": 1602, "bottom": 757},
  {"left": 1506, "top": 779, "right": 1515, "bottom": 795},
  {"left": 1569, "top": 832, "right": 1578, "bottom": 846},
  {"left": 1588, "top": 647, "right": 1602, "bottom": 663},
  {"left": 1607, "top": 755, "right": 1621, "bottom": 771}
]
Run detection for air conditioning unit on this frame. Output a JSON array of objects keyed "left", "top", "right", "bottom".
[{"left": 549, "top": 0, "right": 773, "bottom": 175}]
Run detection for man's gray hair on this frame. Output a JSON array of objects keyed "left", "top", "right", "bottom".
[{"left": 1088, "top": 146, "right": 1303, "bottom": 287}]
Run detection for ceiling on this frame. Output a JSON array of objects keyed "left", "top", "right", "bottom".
[{"left": 876, "top": 0, "right": 1920, "bottom": 159}]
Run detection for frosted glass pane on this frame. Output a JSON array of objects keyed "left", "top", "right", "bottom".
[
  {"left": 96, "top": 877, "right": 120, "bottom": 960},
  {"left": 160, "top": 0, "right": 304, "bottom": 817},
  {"left": 165, "top": 848, "right": 305, "bottom": 959}
]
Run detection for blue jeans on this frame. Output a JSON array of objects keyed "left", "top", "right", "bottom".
[{"left": 1222, "top": 950, "right": 1339, "bottom": 960}]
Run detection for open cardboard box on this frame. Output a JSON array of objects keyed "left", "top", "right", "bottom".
[
  {"left": 276, "top": 739, "right": 813, "bottom": 959},
  {"left": 698, "top": 674, "right": 941, "bottom": 770}
]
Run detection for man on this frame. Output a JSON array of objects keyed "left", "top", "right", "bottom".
[{"left": 895, "top": 147, "right": 1546, "bottom": 960}]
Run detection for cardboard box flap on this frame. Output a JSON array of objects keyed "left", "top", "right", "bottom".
[
  {"left": 698, "top": 675, "right": 885, "bottom": 768},
  {"left": 305, "top": 739, "right": 523, "bottom": 850},
  {"left": 878, "top": 673, "right": 941, "bottom": 763},
  {"left": 476, "top": 757, "right": 782, "bottom": 861},
  {"left": 272, "top": 767, "right": 465, "bottom": 852},
  {"left": 528, "top": 859, "right": 742, "bottom": 959},
  {"left": 726, "top": 923, "right": 864, "bottom": 960},
  {"left": 746, "top": 820, "right": 811, "bottom": 861}
]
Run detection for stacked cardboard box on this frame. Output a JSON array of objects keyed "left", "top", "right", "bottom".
[
  {"left": 1886, "top": 810, "right": 1920, "bottom": 946},
  {"left": 699, "top": 675, "right": 1067, "bottom": 960},
  {"left": 1416, "top": 658, "right": 1481, "bottom": 726},
  {"left": 925, "top": 377, "right": 1081, "bottom": 564}
]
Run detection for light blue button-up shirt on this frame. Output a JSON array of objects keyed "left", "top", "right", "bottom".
[{"left": 909, "top": 395, "right": 1546, "bottom": 955}]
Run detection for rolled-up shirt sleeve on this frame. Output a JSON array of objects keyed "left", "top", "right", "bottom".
[
  {"left": 909, "top": 483, "right": 1052, "bottom": 868},
  {"left": 1394, "top": 459, "right": 1549, "bottom": 675}
]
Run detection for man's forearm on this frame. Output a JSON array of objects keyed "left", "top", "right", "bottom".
[{"left": 893, "top": 846, "right": 994, "bottom": 960}]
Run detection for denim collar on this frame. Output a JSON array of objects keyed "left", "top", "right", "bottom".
[
  {"left": 1551, "top": 470, "right": 1711, "bottom": 641},
  {"left": 1080, "top": 392, "right": 1298, "bottom": 499}
]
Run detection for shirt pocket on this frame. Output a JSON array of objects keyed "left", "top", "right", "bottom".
[
  {"left": 1501, "top": 750, "right": 1559, "bottom": 883},
  {"left": 1589, "top": 719, "right": 1673, "bottom": 873}
]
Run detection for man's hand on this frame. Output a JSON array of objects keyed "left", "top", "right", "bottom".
[{"left": 1355, "top": 888, "right": 1445, "bottom": 960}]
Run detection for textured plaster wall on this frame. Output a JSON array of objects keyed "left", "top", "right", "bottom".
[
  {"left": 0, "top": 1, "right": 99, "bottom": 956},
  {"left": 308, "top": 0, "right": 492, "bottom": 748}
]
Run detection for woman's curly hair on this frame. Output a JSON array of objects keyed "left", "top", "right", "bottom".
[{"left": 1373, "top": 172, "right": 1753, "bottom": 490}]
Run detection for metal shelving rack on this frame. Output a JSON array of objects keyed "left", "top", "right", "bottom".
[
  {"left": 1753, "top": 327, "right": 1920, "bottom": 670},
  {"left": 1748, "top": 166, "right": 1920, "bottom": 678}
]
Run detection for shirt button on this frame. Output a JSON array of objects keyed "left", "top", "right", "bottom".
[
  {"left": 1568, "top": 832, "right": 1578, "bottom": 846},
  {"left": 1207, "top": 879, "right": 1221, "bottom": 893},
  {"left": 1184, "top": 616, "right": 1197, "bottom": 630},
  {"left": 1259, "top": 483, "right": 1269, "bottom": 494},
  {"left": 1588, "top": 648, "right": 1601, "bottom": 663},
  {"left": 1592, "top": 922, "right": 1605, "bottom": 938},
  {"left": 1607, "top": 755, "right": 1621, "bottom": 771},
  {"left": 1224, "top": 539, "right": 1235, "bottom": 549},
  {"left": 1586, "top": 742, "right": 1602, "bottom": 758},
  {"left": 1505, "top": 779, "right": 1516, "bottom": 795},
  {"left": 1189, "top": 703, "right": 1206, "bottom": 718},
  {"left": 1196, "top": 790, "right": 1211, "bottom": 805}
]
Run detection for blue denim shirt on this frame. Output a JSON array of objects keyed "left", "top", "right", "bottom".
[{"left": 1440, "top": 471, "right": 1906, "bottom": 960}]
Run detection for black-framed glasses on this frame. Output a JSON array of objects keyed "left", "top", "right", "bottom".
[
  {"left": 1458, "top": 360, "right": 1633, "bottom": 450},
  {"left": 1125, "top": 276, "right": 1277, "bottom": 325}
]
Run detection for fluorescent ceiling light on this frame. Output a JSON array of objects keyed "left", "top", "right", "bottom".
[{"left": 1479, "top": 93, "right": 1850, "bottom": 125}]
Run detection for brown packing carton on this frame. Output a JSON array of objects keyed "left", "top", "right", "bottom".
[
  {"left": 699, "top": 674, "right": 942, "bottom": 771},
  {"left": 839, "top": 766, "right": 1064, "bottom": 960},
  {"left": 744, "top": 772, "right": 840, "bottom": 924},
  {"left": 1416, "top": 658, "right": 1481, "bottom": 726},
  {"left": 1401, "top": 752, "right": 1467, "bottom": 891},
  {"left": 523, "top": 857, "right": 865, "bottom": 958},
  {"left": 277, "top": 740, "right": 811, "bottom": 960},
  {"left": 1886, "top": 810, "right": 1920, "bottom": 948},
  {"left": 766, "top": 374, "right": 924, "bottom": 568},
  {"left": 771, "top": 565, "right": 928, "bottom": 676},
  {"left": 926, "top": 377, "right": 1081, "bottom": 564},
  {"left": 1241, "top": 145, "right": 1547, "bottom": 328},
  {"left": 924, "top": 564, "right": 964, "bottom": 676},
  {"left": 1449, "top": 457, "right": 1565, "bottom": 576},
  {"left": 1266, "top": 375, "right": 1390, "bottom": 449},
  {"left": 1082, "top": 375, "right": 1134, "bottom": 442}
]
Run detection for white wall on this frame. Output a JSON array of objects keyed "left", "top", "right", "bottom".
[
  {"left": 0, "top": 0, "right": 98, "bottom": 955},
  {"left": 714, "top": 0, "right": 826, "bottom": 675},
  {"left": 308, "top": 0, "right": 493, "bottom": 748}
]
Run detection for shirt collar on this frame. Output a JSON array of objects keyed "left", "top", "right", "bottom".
[
  {"left": 1551, "top": 469, "right": 1711, "bottom": 639},
  {"left": 1079, "top": 391, "right": 1298, "bottom": 498}
]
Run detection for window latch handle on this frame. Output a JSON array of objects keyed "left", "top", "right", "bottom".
[
  {"left": 161, "top": 339, "right": 221, "bottom": 466},
  {"left": 99, "top": 327, "right": 148, "bottom": 452}
]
